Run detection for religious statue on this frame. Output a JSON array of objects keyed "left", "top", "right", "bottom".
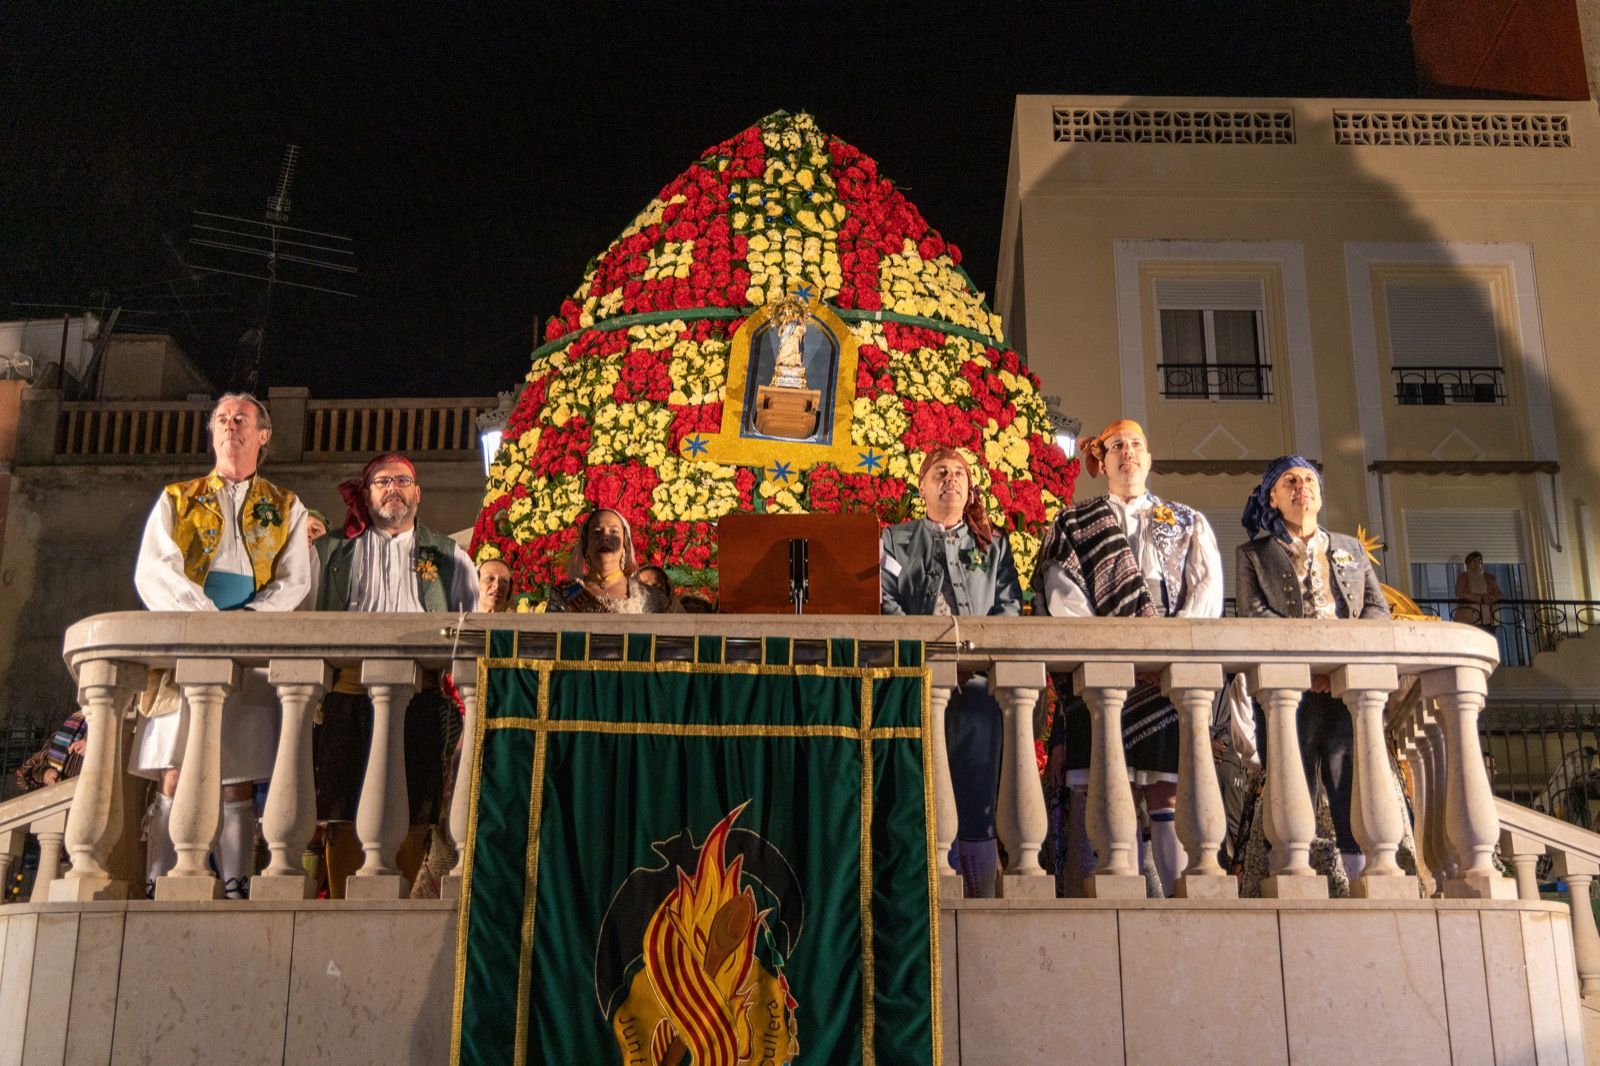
[
  {"left": 753, "top": 295, "right": 823, "bottom": 439},
  {"left": 769, "top": 296, "right": 809, "bottom": 389}
]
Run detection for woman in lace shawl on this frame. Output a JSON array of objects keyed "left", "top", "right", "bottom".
[{"left": 548, "top": 509, "right": 671, "bottom": 614}]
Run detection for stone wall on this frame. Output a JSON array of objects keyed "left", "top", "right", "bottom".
[{"left": 0, "top": 897, "right": 1582, "bottom": 1064}]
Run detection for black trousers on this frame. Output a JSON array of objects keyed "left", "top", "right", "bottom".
[
  {"left": 314, "top": 688, "right": 460, "bottom": 825},
  {"left": 1297, "top": 692, "right": 1357, "bottom": 852},
  {"left": 947, "top": 677, "right": 1003, "bottom": 841}
]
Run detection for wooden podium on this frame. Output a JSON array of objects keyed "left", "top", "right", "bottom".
[{"left": 717, "top": 512, "right": 881, "bottom": 614}]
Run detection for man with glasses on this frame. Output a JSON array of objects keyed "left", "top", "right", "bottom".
[
  {"left": 132, "top": 392, "right": 312, "bottom": 898},
  {"left": 313, "top": 453, "right": 477, "bottom": 896}
]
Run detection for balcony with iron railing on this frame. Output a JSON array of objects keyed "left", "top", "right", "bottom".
[
  {"left": 1156, "top": 361, "right": 1273, "bottom": 400},
  {"left": 1393, "top": 365, "right": 1508, "bottom": 406},
  {"left": 0, "top": 610, "right": 1589, "bottom": 1062},
  {"left": 1410, "top": 597, "right": 1599, "bottom": 667}
]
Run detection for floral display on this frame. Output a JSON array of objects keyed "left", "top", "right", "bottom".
[{"left": 472, "top": 111, "right": 1077, "bottom": 607}]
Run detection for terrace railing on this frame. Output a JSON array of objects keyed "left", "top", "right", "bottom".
[{"left": 41, "top": 611, "right": 1510, "bottom": 907}]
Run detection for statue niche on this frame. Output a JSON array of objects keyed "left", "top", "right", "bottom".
[{"left": 749, "top": 296, "right": 832, "bottom": 442}]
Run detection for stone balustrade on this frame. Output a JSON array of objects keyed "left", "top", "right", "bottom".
[
  {"left": 1496, "top": 797, "right": 1600, "bottom": 1000},
  {"left": 0, "top": 778, "right": 75, "bottom": 902},
  {"left": 46, "top": 610, "right": 1510, "bottom": 906}
]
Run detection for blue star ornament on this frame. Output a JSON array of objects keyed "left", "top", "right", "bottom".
[
  {"left": 856, "top": 448, "right": 884, "bottom": 473},
  {"left": 791, "top": 283, "right": 816, "bottom": 302},
  {"left": 768, "top": 460, "right": 794, "bottom": 483},
  {"left": 683, "top": 434, "right": 709, "bottom": 458}
]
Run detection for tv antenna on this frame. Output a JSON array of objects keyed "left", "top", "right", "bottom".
[{"left": 187, "top": 144, "right": 357, "bottom": 390}]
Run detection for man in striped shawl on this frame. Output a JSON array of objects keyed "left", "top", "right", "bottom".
[{"left": 1033, "top": 420, "right": 1223, "bottom": 896}]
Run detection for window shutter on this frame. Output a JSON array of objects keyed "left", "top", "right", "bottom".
[
  {"left": 1403, "top": 509, "right": 1525, "bottom": 564},
  {"left": 1202, "top": 508, "right": 1251, "bottom": 605},
  {"left": 1154, "top": 278, "right": 1264, "bottom": 311},
  {"left": 1383, "top": 278, "right": 1501, "bottom": 368}
]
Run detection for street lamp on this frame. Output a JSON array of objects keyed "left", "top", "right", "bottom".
[
  {"left": 476, "top": 390, "right": 518, "bottom": 476},
  {"left": 1044, "top": 395, "right": 1081, "bottom": 461}
]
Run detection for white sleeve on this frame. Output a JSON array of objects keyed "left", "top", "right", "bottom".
[
  {"left": 1041, "top": 562, "right": 1096, "bottom": 618},
  {"left": 1226, "top": 674, "right": 1260, "bottom": 767},
  {"left": 134, "top": 494, "right": 218, "bottom": 612},
  {"left": 1176, "top": 510, "right": 1225, "bottom": 619},
  {"left": 243, "top": 499, "right": 311, "bottom": 612},
  {"left": 449, "top": 544, "right": 481, "bottom": 612}
]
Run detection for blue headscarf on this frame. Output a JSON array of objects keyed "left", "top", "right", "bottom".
[{"left": 1241, "top": 455, "right": 1321, "bottom": 542}]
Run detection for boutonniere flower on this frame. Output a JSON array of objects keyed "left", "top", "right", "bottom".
[
  {"left": 415, "top": 546, "right": 445, "bottom": 583},
  {"left": 1152, "top": 505, "right": 1177, "bottom": 526},
  {"left": 251, "top": 500, "right": 283, "bottom": 528},
  {"left": 967, "top": 547, "right": 988, "bottom": 572},
  {"left": 1331, "top": 549, "right": 1355, "bottom": 568}
]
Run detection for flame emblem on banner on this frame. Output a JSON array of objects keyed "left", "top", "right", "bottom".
[{"left": 610, "top": 803, "right": 799, "bottom": 1065}]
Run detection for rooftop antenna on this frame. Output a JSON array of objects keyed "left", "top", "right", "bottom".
[{"left": 188, "top": 143, "right": 357, "bottom": 391}]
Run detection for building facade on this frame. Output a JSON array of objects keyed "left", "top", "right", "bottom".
[{"left": 998, "top": 95, "right": 1600, "bottom": 612}]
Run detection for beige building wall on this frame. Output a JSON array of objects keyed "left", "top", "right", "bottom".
[{"left": 999, "top": 95, "right": 1600, "bottom": 603}]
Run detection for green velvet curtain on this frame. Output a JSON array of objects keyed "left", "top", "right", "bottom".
[{"left": 452, "top": 631, "right": 940, "bottom": 1066}]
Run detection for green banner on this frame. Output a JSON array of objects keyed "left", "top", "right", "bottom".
[{"left": 452, "top": 632, "right": 940, "bottom": 1066}]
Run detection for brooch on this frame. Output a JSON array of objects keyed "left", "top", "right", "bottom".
[
  {"left": 1331, "top": 549, "right": 1354, "bottom": 568},
  {"left": 1152, "top": 505, "right": 1177, "bottom": 526},
  {"left": 967, "top": 547, "right": 988, "bottom": 572},
  {"left": 251, "top": 500, "right": 283, "bottom": 528}
]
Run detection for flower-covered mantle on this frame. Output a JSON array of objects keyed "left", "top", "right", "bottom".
[{"left": 472, "top": 111, "right": 1076, "bottom": 606}]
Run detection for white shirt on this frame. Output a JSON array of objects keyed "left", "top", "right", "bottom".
[
  {"left": 134, "top": 476, "right": 311, "bottom": 612},
  {"left": 1043, "top": 492, "right": 1223, "bottom": 619},
  {"left": 344, "top": 527, "right": 479, "bottom": 612}
]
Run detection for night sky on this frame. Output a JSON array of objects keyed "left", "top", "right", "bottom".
[{"left": 2, "top": 1, "right": 1417, "bottom": 399}]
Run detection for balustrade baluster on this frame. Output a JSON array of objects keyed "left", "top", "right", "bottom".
[
  {"left": 1248, "top": 663, "right": 1324, "bottom": 898},
  {"left": 2, "top": 829, "right": 21, "bottom": 901},
  {"left": 347, "top": 659, "right": 420, "bottom": 898},
  {"left": 923, "top": 659, "right": 962, "bottom": 900},
  {"left": 1420, "top": 715, "right": 1456, "bottom": 892},
  {"left": 1499, "top": 829, "right": 1546, "bottom": 901},
  {"left": 156, "top": 658, "right": 242, "bottom": 900},
  {"left": 1423, "top": 667, "right": 1514, "bottom": 899},
  {"left": 253, "top": 660, "right": 332, "bottom": 899},
  {"left": 991, "top": 660, "right": 1050, "bottom": 897},
  {"left": 444, "top": 658, "right": 482, "bottom": 900},
  {"left": 1332, "top": 665, "right": 1416, "bottom": 898},
  {"left": 1553, "top": 853, "right": 1600, "bottom": 999},
  {"left": 51, "top": 658, "right": 140, "bottom": 902},
  {"left": 1164, "top": 663, "right": 1234, "bottom": 898},
  {"left": 1076, "top": 662, "right": 1143, "bottom": 898},
  {"left": 30, "top": 811, "right": 67, "bottom": 899},
  {"left": 1402, "top": 723, "right": 1441, "bottom": 894}
]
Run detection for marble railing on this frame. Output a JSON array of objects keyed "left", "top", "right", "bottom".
[
  {"left": 0, "top": 778, "right": 74, "bottom": 901},
  {"left": 49, "top": 610, "right": 1512, "bottom": 905},
  {"left": 1497, "top": 799, "right": 1600, "bottom": 999}
]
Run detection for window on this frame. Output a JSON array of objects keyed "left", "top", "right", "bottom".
[
  {"left": 1155, "top": 278, "right": 1270, "bottom": 400},
  {"left": 1384, "top": 277, "right": 1507, "bottom": 406},
  {"left": 1405, "top": 508, "right": 1530, "bottom": 664}
]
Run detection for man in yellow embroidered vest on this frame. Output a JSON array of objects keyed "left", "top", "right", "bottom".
[
  {"left": 313, "top": 453, "right": 477, "bottom": 896},
  {"left": 132, "top": 393, "right": 311, "bottom": 899}
]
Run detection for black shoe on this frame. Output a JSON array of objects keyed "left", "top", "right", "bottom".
[{"left": 223, "top": 876, "right": 250, "bottom": 901}]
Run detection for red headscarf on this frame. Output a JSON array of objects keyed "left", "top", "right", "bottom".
[
  {"left": 918, "top": 448, "right": 995, "bottom": 550},
  {"left": 338, "top": 453, "right": 417, "bottom": 538}
]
